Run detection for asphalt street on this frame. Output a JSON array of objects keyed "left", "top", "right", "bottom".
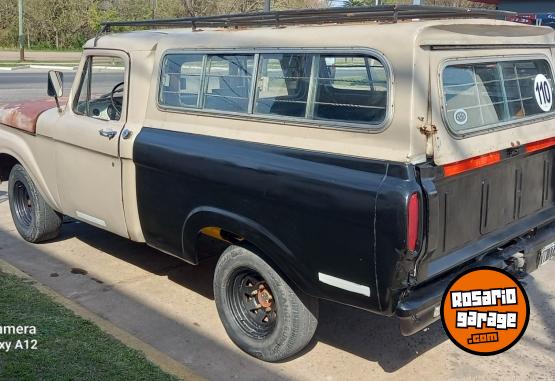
[
  {"left": 0, "top": 70, "right": 554, "bottom": 380},
  {"left": 0, "top": 70, "right": 123, "bottom": 103},
  {"left": 0, "top": 71, "right": 76, "bottom": 103}
]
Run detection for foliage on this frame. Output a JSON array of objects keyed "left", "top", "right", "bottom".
[
  {"left": 344, "top": 0, "right": 494, "bottom": 7},
  {"left": 0, "top": 0, "right": 328, "bottom": 49}
]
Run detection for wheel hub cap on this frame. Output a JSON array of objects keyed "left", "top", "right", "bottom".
[{"left": 256, "top": 285, "right": 273, "bottom": 309}]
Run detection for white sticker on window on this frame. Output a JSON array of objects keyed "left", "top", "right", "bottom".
[
  {"left": 534, "top": 74, "right": 553, "bottom": 112},
  {"left": 454, "top": 109, "right": 468, "bottom": 126}
]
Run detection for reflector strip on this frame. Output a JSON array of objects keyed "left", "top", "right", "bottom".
[
  {"left": 443, "top": 152, "right": 501, "bottom": 177},
  {"left": 525, "top": 137, "right": 555, "bottom": 153},
  {"left": 318, "top": 273, "right": 371, "bottom": 297}
]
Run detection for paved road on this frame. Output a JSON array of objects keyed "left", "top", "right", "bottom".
[
  {"left": 0, "top": 71, "right": 554, "bottom": 380},
  {"left": 0, "top": 181, "right": 554, "bottom": 381},
  {"left": 0, "top": 71, "right": 76, "bottom": 103},
  {"left": 0, "top": 70, "right": 127, "bottom": 103}
]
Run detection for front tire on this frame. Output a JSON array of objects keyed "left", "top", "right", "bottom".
[
  {"left": 8, "top": 164, "right": 62, "bottom": 243},
  {"left": 214, "top": 245, "right": 318, "bottom": 362}
]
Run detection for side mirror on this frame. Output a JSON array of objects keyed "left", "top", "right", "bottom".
[
  {"left": 47, "top": 70, "right": 63, "bottom": 97},
  {"left": 47, "top": 70, "right": 63, "bottom": 112}
]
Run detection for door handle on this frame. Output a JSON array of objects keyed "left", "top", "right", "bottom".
[{"left": 98, "top": 128, "right": 117, "bottom": 140}]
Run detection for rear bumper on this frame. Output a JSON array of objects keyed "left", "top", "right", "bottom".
[{"left": 396, "top": 219, "right": 555, "bottom": 336}]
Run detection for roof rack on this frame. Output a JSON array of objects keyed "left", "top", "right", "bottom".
[{"left": 98, "top": 5, "right": 515, "bottom": 34}]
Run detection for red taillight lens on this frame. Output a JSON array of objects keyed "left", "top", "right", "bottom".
[{"left": 407, "top": 193, "right": 419, "bottom": 252}]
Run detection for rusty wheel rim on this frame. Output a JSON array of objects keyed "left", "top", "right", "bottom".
[{"left": 228, "top": 268, "right": 277, "bottom": 339}]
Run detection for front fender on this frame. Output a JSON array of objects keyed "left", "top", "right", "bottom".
[{"left": 0, "top": 125, "right": 60, "bottom": 211}]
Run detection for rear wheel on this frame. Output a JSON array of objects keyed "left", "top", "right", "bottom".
[
  {"left": 8, "top": 164, "right": 62, "bottom": 243},
  {"left": 214, "top": 245, "right": 318, "bottom": 362}
]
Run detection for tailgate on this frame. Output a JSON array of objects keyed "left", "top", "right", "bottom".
[
  {"left": 416, "top": 145, "right": 555, "bottom": 282},
  {"left": 415, "top": 50, "right": 555, "bottom": 282}
]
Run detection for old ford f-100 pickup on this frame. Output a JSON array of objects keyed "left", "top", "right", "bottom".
[{"left": 1, "top": 5, "right": 554, "bottom": 361}]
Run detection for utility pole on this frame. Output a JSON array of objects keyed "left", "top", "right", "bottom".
[
  {"left": 151, "top": 0, "right": 157, "bottom": 19},
  {"left": 264, "top": 0, "right": 271, "bottom": 12},
  {"left": 18, "top": 0, "right": 24, "bottom": 61}
]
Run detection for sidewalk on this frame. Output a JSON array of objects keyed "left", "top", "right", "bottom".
[
  {"left": 0, "top": 181, "right": 554, "bottom": 380},
  {"left": 0, "top": 50, "right": 81, "bottom": 62}
]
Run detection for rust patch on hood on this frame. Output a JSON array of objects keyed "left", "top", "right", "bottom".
[{"left": 0, "top": 98, "right": 67, "bottom": 134}]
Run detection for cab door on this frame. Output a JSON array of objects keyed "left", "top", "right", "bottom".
[{"left": 52, "top": 50, "right": 129, "bottom": 238}]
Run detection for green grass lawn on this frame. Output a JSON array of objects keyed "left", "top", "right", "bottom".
[{"left": 0, "top": 272, "right": 179, "bottom": 381}]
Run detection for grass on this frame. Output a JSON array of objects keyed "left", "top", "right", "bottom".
[{"left": 0, "top": 272, "right": 179, "bottom": 381}]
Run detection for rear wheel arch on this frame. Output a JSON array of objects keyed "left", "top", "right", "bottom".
[{"left": 182, "top": 207, "right": 318, "bottom": 296}]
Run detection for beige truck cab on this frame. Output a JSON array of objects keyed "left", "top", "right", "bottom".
[{"left": 1, "top": 5, "right": 554, "bottom": 361}]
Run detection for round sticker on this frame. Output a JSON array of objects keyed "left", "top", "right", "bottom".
[
  {"left": 454, "top": 109, "right": 468, "bottom": 126},
  {"left": 534, "top": 74, "right": 553, "bottom": 112},
  {"left": 441, "top": 267, "right": 529, "bottom": 356}
]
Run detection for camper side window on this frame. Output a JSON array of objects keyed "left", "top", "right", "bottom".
[
  {"left": 159, "top": 50, "right": 391, "bottom": 129},
  {"left": 314, "top": 55, "right": 387, "bottom": 124}
]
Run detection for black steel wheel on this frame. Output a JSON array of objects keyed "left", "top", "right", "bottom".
[
  {"left": 8, "top": 164, "right": 62, "bottom": 243},
  {"left": 12, "top": 180, "right": 34, "bottom": 228},
  {"left": 214, "top": 245, "right": 318, "bottom": 362},
  {"left": 228, "top": 268, "right": 278, "bottom": 339}
]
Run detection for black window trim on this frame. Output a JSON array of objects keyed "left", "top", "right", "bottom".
[
  {"left": 439, "top": 54, "right": 555, "bottom": 139},
  {"left": 156, "top": 48, "right": 394, "bottom": 133}
]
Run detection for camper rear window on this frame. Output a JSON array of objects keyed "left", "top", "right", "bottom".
[{"left": 442, "top": 58, "right": 555, "bottom": 134}]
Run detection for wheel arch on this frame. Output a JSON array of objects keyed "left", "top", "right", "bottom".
[
  {"left": 0, "top": 128, "right": 60, "bottom": 211},
  {"left": 182, "top": 206, "right": 319, "bottom": 296},
  {"left": 0, "top": 153, "right": 20, "bottom": 182}
]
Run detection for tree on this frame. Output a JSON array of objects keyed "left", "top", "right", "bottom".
[
  {"left": 0, "top": 0, "right": 329, "bottom": 49},
  {"left": 344, "top": 0, "right": 493, "bottom": 7}
]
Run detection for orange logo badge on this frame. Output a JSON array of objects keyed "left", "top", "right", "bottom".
[{"left": 441, "top": 267, "right": 529, "bottom": 355}]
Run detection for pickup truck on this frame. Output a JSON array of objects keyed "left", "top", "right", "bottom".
[{"left": 0, "top": 6, "right": 554, "bottom": 362}]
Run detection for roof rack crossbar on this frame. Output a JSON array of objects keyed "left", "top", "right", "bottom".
[{"left": 97, "top": 5, "right": 515, "bottom": 37}]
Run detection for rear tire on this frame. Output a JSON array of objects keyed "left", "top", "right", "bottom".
[
  {"left": 214, "top": 245, "right": 318, "bottom": 362},
  {"left": 8, "top": 164, "right": 62, "bottom": 243}
]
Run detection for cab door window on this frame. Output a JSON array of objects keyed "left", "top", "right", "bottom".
[{"left": 73, "top": 56, "right": 126, "bottom": 121}]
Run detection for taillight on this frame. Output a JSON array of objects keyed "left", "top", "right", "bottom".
[{"left": 407, "top": 193, "right": 419, "bottom": 252}]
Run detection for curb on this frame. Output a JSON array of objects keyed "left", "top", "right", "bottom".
[
  {"left": 0, "top": 65, "right": 30, "bottom": 71},
  {"left": 0, "top": 65, "right": 77, "bottom": 71},
  {"left": 0, "top": 258, "right": 205, "bottom": 381},
  {"left": 29, "top": 64, "right": 78, "bottom": 70}
]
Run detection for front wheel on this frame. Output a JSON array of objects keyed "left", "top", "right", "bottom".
[
  {"left": 214, "top": 245, "right": 318, "bottom": 362},
  {"left": 8, "top": 164, "right": 62, "bottom": 243}
]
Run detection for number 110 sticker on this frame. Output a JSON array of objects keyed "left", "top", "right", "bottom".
[{"left": 534, "top": 74, "right": 553, "bottom": 112}]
